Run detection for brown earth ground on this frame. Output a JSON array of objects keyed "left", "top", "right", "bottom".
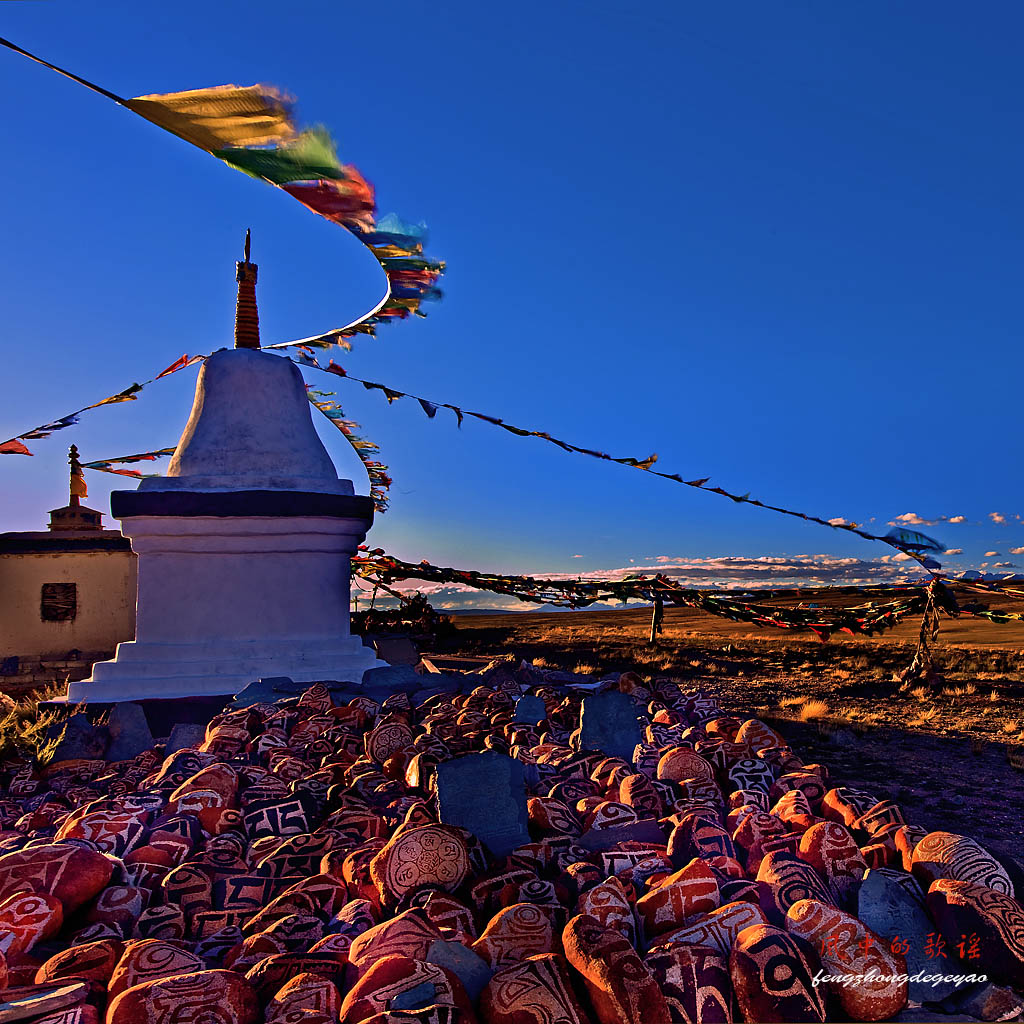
[{"left": 432, "top": 589, "right": 1024, "bottom": 862}]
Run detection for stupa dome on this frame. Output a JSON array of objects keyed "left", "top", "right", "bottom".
[{"left": 139, "top": 348, "right": 352, "bottom": 494}]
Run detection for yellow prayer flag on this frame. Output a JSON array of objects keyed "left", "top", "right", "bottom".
[{"left": 125, "top": 84, "right": 295, "bottom": 153}]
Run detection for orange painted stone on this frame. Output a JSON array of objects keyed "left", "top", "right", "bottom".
[
  {"left": 341, "top": 840, "right": 388, "bottom": 905},
  {"left": 106, "top": 968, "right": 260, "bottom": 1024},
  {"left": 35, "top": 938, "right": 123, "bottom": 985},
  {"left": 578, "top": 877, "right": 637, "bottom": 946},
  {"left": 654, "top": 899, "right": 770, "bottom": 955},
  {"left": 617, "top": 774, "right": 661, "bottom": 818},
  {"left": 527, "top": 798, "right": 580, "bottom": 836},
  {"left": 926, "top": 878, "right": 1024, "bottom": 990},
  {"left": 0, "top": 891, "right": 62, "bottom": 960},
  {"left": 734, "top": 719, "right": 786, "bottom": 754},
  {"left": 586, "top": 802, "right": 639, "bottom": 831},
  {"left": 107, "top": 939, "right": 207, "bottom": 1001},
  {"left": 242, "top": 888, "right": 325, "bottom": 936},
  {"left": 798, "top": 822, "right": 867, "bottom": 908},
  {"left": 417, "top": 891, "right": 478, "bottom": 944},
  {"left": 159, "top": 864, "right": 213, "bottom": 917},
  {"left": 732, "top": 813, "right": 792, "bottom": 874},
  {"left": 265, "top": 970, "right": 341, "bottom": 1022},
  {"left": 636, "top": 857, "right": 719, "bottom": 938},
  {"left": 241, "top": 952, "right": 350, "bottom": 1004},
  {"left": 167, "top": 764, "right": 239, "bottom": 815},
  {"left": 668, "top": 815, "right": 737, "bottom": 865},
  {"left": 369, "top": 824, "right": 471, "bottom": 907},
  {"left": 0, "top": 845, "right": 112, "bottom": 914},
  {"left": 224, "top": 932, "right": 287, "bottom": 972},
  {"left": 365, "top": 722, "right": 415, "bottom": 765},
  {"left": 911, "top": 831, "right": 1014, "bottom": 896},
  {"left": 756, "top": 851, "right": 834, "bottom": 917},
  {"left": 729, "top": 923, "right": 826, "bottom": 1023},
  {"left": 473, "top": 903, "right": 557, "bottom": 970},
  {"left": 642, "top": 944, "right": 732, "bottom": 1024},
  {"left": 259, "top": 912, "right": 326, "bottom": 952},
  {"left": 85, "top": 885, "right": 147, "bottom": 936},
  {"left": 561, "top": 913, "right": 672, "bottom": 1024},
  {"left": 656, "top": 748, "right": 715, "bottom": 785},
  {"left": 819, "top": 787, "right": 877, "bottom": 828},
  {"left": 339, "top": 954, "right": 468, "bottom": 1024},
  {"left": 894, "top": 824, "right": 927, "bottom": 871},
  {"left": 480, "top": 953, "right": 588, "bottom": 1024},
  {"left": 704, "top": 854, "right": 746, "bottom": 880},
  {"left": 785, "top": 897, "right": 907, "bottom": 1021},
  {"left": 54, "top": 809, "right": 147, "bottom": 856},
  {"left": 348, "top": 910, "right": 444, "bottom": 974},
  {"left": 850, "top": 799, "right": 905, "bottom": 837},
  {"left": 769, "top": 772, "right": 826, "bottom": 812}
]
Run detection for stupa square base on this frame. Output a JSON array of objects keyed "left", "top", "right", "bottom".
[{"left": 67, "top": 634, "right": 385, "bottom": 702}]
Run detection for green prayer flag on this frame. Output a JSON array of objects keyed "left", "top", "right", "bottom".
[{"left": 216, "top": 127, "right": 343, "bottom": 184}]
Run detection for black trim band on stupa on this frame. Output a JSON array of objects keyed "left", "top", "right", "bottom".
[{"left": 110, "top": 490, "right": 375, "bottom": 520}]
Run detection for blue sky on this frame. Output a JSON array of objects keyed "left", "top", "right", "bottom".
[{"left": 2, "top": 1, "right": 1023, "bottom": 590}]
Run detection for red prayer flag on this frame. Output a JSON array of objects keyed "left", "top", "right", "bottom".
[{"left": 0, "top": 439, "right": 33, "bottom": 456}]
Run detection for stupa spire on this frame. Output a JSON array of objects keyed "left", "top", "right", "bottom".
[{"left": 234, "top": 229, "right": 260, "bottom": 350}]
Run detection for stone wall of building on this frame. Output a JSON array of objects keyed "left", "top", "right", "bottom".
[{"left": 0, "top": 548, "right": 136, "bottom": 674}]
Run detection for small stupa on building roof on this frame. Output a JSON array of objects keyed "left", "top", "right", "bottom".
[
  {"left": 47, "top": 445, "right": 103, "bottom": 532},
  {"left": 67, "top": 234, "right": 386, "bottom": 704},
  {"left": 1, "top": 447, "right": 136, "bottom": 688}
]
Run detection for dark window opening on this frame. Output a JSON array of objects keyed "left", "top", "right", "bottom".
[{"left": 41, "top": 583, "right": 77, "bottom": 622}]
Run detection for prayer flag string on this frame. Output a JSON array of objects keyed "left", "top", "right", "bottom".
[
  {"left": 0, "top": 354, "right": 203, "bottom": 456},
  {"left": 286, "top": 351, "right": 943, "bottom": 559},
  {"left": 351, "top": 549, "right": 943, "bottom": 640}
]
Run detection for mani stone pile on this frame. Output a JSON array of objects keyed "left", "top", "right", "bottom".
[{"left": 0, "top": 664, "right": 1020, "bottom": 1024}]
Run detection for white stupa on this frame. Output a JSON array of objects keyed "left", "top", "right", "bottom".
[{"left": 67, "top": 236, "right": 386, "bottom": 702}]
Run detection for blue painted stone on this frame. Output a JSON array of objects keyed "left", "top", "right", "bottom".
[
  {"left": 436, "top": 751, "right": 530, "bottom": 857},
  {"left": 579, "top": 691, "right": 642, "bottom": 764}
]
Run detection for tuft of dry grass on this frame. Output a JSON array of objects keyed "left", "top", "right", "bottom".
[
  {"left": 920, "top": 706, "right": 939, "bottom": 722},
  {"left": 910, "top": 686, "right": 929, "bottom": 700},
  {"left": 942, "top": 685, "right": 974, "bottom": 698},
  {"left": 573, "top": 662, "right": 598, "bottom": 676},
  {"left": 1001, "top": 719, "right": 1020, "bottom": 735},
  {"left": 779, "top": 695, "right": 806, "bottom": 708},
  {"left": 0, "top": 682, "right": 67, "bottom": 763},
  {"left": 798, "top": 699, "right": 829, "bottom": 721},
  {"left": 531, "top": 656, "right": 553, "bottom": 669},
  {"left": 990, "top": 689, "right": 1000, "bottom": 701}
]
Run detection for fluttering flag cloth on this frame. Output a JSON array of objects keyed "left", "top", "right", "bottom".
[
  {"left": 0, "top": 35, "right": 444, "bottom": 361},
  {"left": 884, "top": 527, "right": 944, "bottom": 553},
  {"left": 124, "top": 84, "right": 294, "bottom": 152},
  {"left": 81, "top": 447, "right": 177, "bottom": 479},
  {"left": 0, "top": 440, "right": 33, "bottom": 456},
  {"left": 306, "top": 390, "right": 392, "bottom": 512},
  {"left": 124, "top": 85, "right": 444, "bottom": 343}
]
